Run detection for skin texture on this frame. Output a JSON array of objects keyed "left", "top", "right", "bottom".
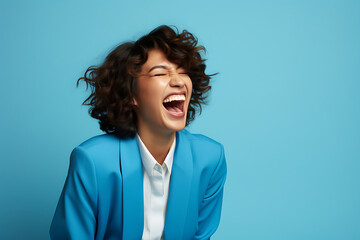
[{"left": 134, "top": 49, "right": 193, "bottom": 164}]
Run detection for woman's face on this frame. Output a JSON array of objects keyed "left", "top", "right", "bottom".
[{"left": 134, "top": 49, "right": 193, "bottom": 137}]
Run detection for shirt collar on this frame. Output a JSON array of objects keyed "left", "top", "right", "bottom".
[{"left": 136, "top": 133, "right": 175, "bottom": 176}]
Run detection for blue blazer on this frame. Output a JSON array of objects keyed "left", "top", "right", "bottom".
[{"left": 50, "top": 129, "right": 227, "bottom": 240}]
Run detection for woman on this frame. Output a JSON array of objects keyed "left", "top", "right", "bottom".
[{"left": 50, "top": 25, "right": 227, "bottom": 240}]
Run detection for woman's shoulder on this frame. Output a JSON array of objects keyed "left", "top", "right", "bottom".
[
  {"left": 77, "top": 134, "right": 121, "bottom": 151},
  {"left": 180, "top": 129, "right": 224, "bottom": 150},
  {"left": 179, "top": 129, "right": 226, "bottom": 179},
  {"left": 179, "top": 129, "right": 225, "bottom": 165},
  {"left": 70, "top": 134, "right": 122, "bottom": 167}
]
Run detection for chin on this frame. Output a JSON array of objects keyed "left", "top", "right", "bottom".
[
  {"left": 165, "top": 122, "right": 186, "bottom": 132},
  {"left": 163, "top": 116, "right": 187, "bottom": 132}
]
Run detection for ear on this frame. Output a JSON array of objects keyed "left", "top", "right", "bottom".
[{"left": 132, "top": 97, "right": 138, "bottom": 106}]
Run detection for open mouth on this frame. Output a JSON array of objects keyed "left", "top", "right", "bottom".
[{"left": 162, "top": 94, "right": 186, "bottom": 116}]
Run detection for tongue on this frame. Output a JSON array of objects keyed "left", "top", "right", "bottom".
[
  {"left": 166, "top": 106, "right": 182, "bottom": 112},
  {"left": 163, "top": 100, "right": 183, "bottom": 113}
]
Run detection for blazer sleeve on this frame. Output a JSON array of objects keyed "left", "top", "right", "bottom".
[
  {"left": 194, "top": 144, "right": 227, "bottom": 240},
  {"left": 50, "top": 147, "right": 98, "bottom": 239}
]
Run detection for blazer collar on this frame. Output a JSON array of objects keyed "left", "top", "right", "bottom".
[
  {"left": 119, "top": 130, "right": 193, "bottom": 239},
  {"left": 164, "top": 130, "right": 193, "bottom": 239},
  {"left": 120, "top": 136, "right": 144, "bottom": 240}
]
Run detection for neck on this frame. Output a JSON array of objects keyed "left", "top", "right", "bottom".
[{"left": 137, "top": 128, "right": 176, "bottom": 165}]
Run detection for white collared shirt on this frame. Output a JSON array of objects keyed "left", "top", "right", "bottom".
[{"left": 136, "top": 134, "right": 175, "bottom": 240}]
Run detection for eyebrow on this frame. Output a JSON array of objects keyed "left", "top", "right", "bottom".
[
  {"left": 148, "top": 64, "right": 184, "bottom": 73},
  {"left": 148, "top": 65, "right": 168, "bottom": 73}
]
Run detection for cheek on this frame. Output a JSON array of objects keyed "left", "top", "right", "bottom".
[
  {"left": 187, "top": 78, "right": 193, "bottom": 95},
  {"left": 138, "top": 82, "right": 164, "bottom": 106},
  {"left": 137, "top": 80, "right": 153, "bottom": 99}
]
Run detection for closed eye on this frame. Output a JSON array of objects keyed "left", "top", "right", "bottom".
[{"left": 153, "top": 73, "right": 167, "bottom": 77}]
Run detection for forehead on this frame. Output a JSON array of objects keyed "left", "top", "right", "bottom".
[{"left": 141, "top": 49, "right": 177, "bottom": 71}]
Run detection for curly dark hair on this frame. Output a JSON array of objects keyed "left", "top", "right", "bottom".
[{"left": 78, "top": 25, "right": 214, "bottom": 137}]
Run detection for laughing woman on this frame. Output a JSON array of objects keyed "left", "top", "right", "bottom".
[{"left": 50, "top": 25, "right": 227, "bottom": 240}]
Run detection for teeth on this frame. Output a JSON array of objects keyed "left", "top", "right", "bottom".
[{"left": 163, "top": 94, "right": 185, "bottom": 103}]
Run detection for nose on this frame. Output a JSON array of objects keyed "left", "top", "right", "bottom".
[{"left": 169, "top": 72, "right": 185, "bottom": 88}]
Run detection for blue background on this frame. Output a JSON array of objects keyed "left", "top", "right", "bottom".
[{"left": 1, "top": 0, "right": 359, "bottom": 239}]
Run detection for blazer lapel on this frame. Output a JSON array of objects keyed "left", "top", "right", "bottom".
[
  {"left": 120, "top": 137, "right": 144, "bottom": 240},
  {"left": 164, "top": 131, "right": 193, "bottom": 239}
]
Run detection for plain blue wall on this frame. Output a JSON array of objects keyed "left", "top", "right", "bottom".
[{"left": 1, "top": 0, "right": 359, "bottom": 239}]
